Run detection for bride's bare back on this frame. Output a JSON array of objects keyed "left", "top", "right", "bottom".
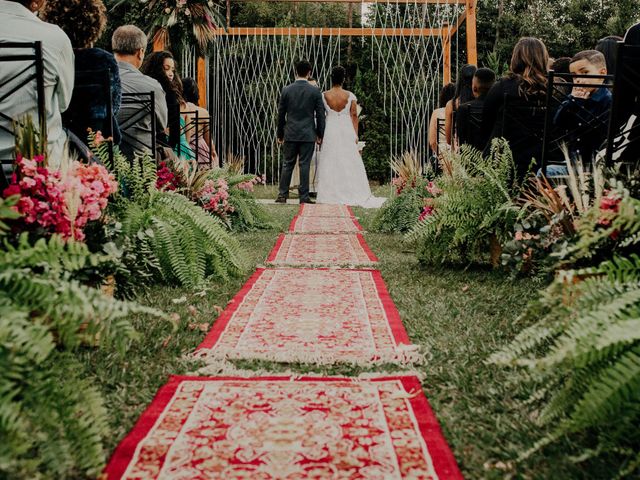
[{"left": 323, "top": 87, "right": 359, "bottom": 137}]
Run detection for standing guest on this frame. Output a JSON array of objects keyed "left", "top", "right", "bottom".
[
  {"left": 141, "top": 51, "right": 186, "bottom": 154},
  {"left": 595, "top": 35, "right": 623, "bottom": 76},
  {"left": 0, "top": 0, "right": 74, "bottom": 168},
  {"left": 111, "top": 25, "right": 167, "bottom": 158},
  {"left": 553, "top": 50, "right": 612, "bottom": 167},
  {"left": 42, "top": 0, "right": 121, "bottom": 145},
  {"left": 445, "top": 64, "right": 477, "bottom": 147},
  {"left": 456, "top": 68, "right": 496, "bottom": 150},
  {"left": 428, "top": 83, "right": 455, "bottom": 157},
  {"left": 480, "top": 37, "right": 550, "bottom": 178}
]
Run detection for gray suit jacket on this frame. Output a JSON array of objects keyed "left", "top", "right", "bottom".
[{"left": 277, "top": 79, "right": 326, "bottom": 142}]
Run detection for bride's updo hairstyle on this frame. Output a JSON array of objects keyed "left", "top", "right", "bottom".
[{"left": 331, "top": 66, "right": 346, "bottom": 86}]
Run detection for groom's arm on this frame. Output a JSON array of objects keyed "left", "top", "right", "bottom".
[
  {"left": 314, "top": 90, "right": 326, "bottom": 140},
  {"left": 277, "top": 88, "right": 288, "bottom": 142}
]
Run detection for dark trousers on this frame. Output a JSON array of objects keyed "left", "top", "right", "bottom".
[{"left": 278, "top": 141, "right": 315, "bottom": 201}]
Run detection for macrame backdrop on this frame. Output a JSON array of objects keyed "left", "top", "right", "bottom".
[{"left": 184, "top": 1, "right": 464, "bottom": 182}]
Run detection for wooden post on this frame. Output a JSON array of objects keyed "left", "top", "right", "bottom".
[
  {"left": 442, "top": 24, "right": 451, "bottom": 85},
  {"left": 226, "top": 0, "right": 231, "bottom": 28},
  {"left": 465, "top": 0, "right": 477, "bottom": 66},
  {"left": 197, "top": 57, "right": 207, "bottom": 108},
  {"left": 152, "top": 30, "right": 165, "bottom": 52}
]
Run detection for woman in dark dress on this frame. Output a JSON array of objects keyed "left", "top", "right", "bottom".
[
  {"left": 43, "top": 0, "right": 122, "bottom": 145},
  {"left": 480, "top": 37, "right": 550, "bottom": 179}
]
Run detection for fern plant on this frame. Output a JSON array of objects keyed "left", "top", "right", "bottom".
[
  {"left": 489, "top": 255, "right": 640, "bottom": 476},
  {"left": 118, "top": 189, "right": 246, "bottom": 287},
  {"left": 0, "top": 228, "right": 167, "bottom": 478},
  {"left": 406, "top": 140, "right": 519, "bottom": 266},
  {"left": 373, "top": 180, "right": 430, "bottom": 233}
]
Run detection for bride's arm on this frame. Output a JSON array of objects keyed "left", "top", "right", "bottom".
[{"left": 350, "top": 100, "right": 359, "bottom": 141}]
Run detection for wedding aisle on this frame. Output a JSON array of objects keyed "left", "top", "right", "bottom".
[{"left": 104, "top": 205, "right": 462, "bottom": 479}]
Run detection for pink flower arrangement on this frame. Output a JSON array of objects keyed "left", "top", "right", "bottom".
[
  {"left": 426, "top": 181, "right": 442, "bottom": 197},
  {"left": 598, "top": 191, "right": 622, "bottom": 240},
  {"left": 198, "top": 178, "right": 234, "bottom": 219},
  {"left": 156, "top": 161, "right": 179, "bottom": 191},
  {"left": 236, "top": 175, "right": 265, "bottom": 193},
  {"left": 2, "top": 154, "right": 117, "bottom": 241},
  {"left": 418, "top": 205, "right": 434, "bottom": 222}
]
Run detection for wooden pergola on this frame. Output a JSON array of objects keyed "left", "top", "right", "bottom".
[{"left": 172, "top": 0, "right": 478, "bottom": 106}]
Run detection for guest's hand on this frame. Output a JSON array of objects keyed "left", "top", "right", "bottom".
[
  {"left": 571, "top": 86, "right": 591, "bottom": 99},
  {"left": 316, "top": 137, "right": 323, "bottom": 146},
  {"left": 277, "top": 138, "right": 284, "bottom": 145}
]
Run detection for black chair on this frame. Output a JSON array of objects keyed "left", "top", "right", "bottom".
[
  {"left": 0, "top": 41, "right": 45, "bottom": 188},
  {"left": 435, "top": 117, "right": 445, "bottom": 155},
  {"left": 179, "top": 108, "right": 214, "bottom": 168},
  {"left": 606, "top": 43, "right": 640, "bottom": 167},
  {"left": 62, "top": 68, "right": 114, "bottom": 164},
  {"left": 118, "top": 91, "right": 157, "bottom": 160},
  {"left": 457, "top": 101, "right": 485, "bottom": 150},
  {"left": 541, "top": 71, "right": 614, "bottom": 174},
  {"left": 500, "top": 94, "right": 549, "bottom": 177}
]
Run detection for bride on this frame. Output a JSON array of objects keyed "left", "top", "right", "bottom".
[{"left": 316, "top": 66, "right": 385, "bottom": 208}]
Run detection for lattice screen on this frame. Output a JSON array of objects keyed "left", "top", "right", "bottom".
[{"left": 186, "top": 1, "right": 464, "bottom": 181}]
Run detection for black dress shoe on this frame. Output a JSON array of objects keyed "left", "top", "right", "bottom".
[
  {"left": 275, "top": 196, "right": 287, "bottom": 204},
  {"left": 300, "top": 198, "right": 316, "bottom": 204}
]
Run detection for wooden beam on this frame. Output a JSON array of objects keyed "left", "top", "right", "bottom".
[
  {"left": 214, "top": 27, "right": 445, "bottom": 37},
  {"left": 442, "top": 25, "right": 451, "bottom": 84},
  {"left": 232, "top": 0, "right": 462, "bottom": 3},
  {"left": 197, "top": 57, "right": 207, "bottom": 108},
  {"left": 465, "top": 0, "right": 477, "bottom": 65}
]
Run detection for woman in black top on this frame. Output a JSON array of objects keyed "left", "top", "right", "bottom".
[
  {"left": 43, "top": 0, "right": 122, "bottom": 145},
  {"left": 480, "top": 37, "right": 550, "bottom": 178}
]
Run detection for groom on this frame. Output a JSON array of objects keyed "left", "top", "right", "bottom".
[{"left": 276, "top": 60, "right": 326, "bottom": 204}]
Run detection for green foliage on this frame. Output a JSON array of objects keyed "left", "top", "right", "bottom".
[
  {"left": 0, "top": 196, "right": 20, "bottom": 235},
  {"left": 406, "top": 140, "right": 518, "bottom": 266},
  {"left": 489, "top": 253, "right": 640, "bottom": 475},
  {"left": 118, "top": 190, "right": 246, "bottom": 287},
  {"left": 0, "top": 233, "right": 166, "bottom": 479},
  {"left": 373, "top": 180, "right": 429, "bottom": 234}
]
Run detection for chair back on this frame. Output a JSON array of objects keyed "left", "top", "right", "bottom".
[
  {"left": 0, "top": 41, "right": 45, "bottom": 188},
  {"left": 118, "top": 91, "right": 157, "bottom": 159}
]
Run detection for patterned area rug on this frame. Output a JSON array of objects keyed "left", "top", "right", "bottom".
[
  {"left": 104, "top": 375, "right": 463, "bottom": 480},
  {"left": 289, "top": 214, "right": 363, "bottom": 234},
  {"left": 195, "top": 268, "right": 420, "bottom": 365},
  {"left": 299, "top": 203, "right": 355, "bottom": 217},
  {"left": 267, "top": 233, "right": 377, "bottom": 267}
]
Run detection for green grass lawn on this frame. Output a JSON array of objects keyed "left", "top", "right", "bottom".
[{"left": 87, "top": 203, "right": 610, "bottom": 479}]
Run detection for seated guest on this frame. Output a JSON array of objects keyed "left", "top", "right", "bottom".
[
  {"left": 112, "top": 25, "right": 168, "bottom": 158},
  {"left": 456, "top": 67, "right": 496, "bottom": 150},
  {"left": 553, "top": 50, "right": 612, "bottom": 166},
  {"left": 595, "top": 35, "right": 623, "bottom": 75},
  {"left": 445, "top": 64, "right": 476, "bottom": 147},
  {"left": 480, "top": 37, "right": 550, "bottom": 179},
  {"left": 0, "top": 0, "right": 74, "bottom": 168},
  {"left": 428, "top": 83, "right": 455, "bottom": 159},
  {"left": 182, "top": 78, "right": 218, "bottom": 165},
  {"left": 140, "top": 51, "right": 183, "bottom": 153},
  {"left": 42, "top": 0, "right": 122, "bottom": 146},
  {"left": 551, "top": 57, "right": 573, "bottom": 97}
]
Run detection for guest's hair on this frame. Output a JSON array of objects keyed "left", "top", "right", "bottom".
[
  {"left": 595, "top": 36, "right": 623, "bottom": 74},
  {"left": 474, "top": 68, "right": 496, "bottom": 96},
  {"left": 182, "top": 78, "right": 199, "bottom": 105},
  {"left": 331, "top": 66, "right": 346, "bottom": 86},
  {"left": 42, "top": 0, "right": 107, "bottom": 49},
  {"left": 454, "top": 64, "right": 477, "bottom": 105},
  {"left": 509, "top": 37, "right": 549, "bottom": 96},
  {"left": 551, "top": 57, "right": 572, "bottom": 74},
  {"left": 295, "top": 60, "right": 312, "bottom": 78},
  {"left": 571, "top": 50, "right": 607, "bottom": 70},
  {"left": 141, "top": 51, "right": 184, "bottom": 103},
  {"left": 439, "top": 82, "right": 455, "bottom": 108},
  {"left": 112, "top": 25, "right": 147, "bottom": 55}
]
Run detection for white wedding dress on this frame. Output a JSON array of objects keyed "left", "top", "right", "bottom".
[{"left": 316, "top": 92, "right": 385, "bottom": 208}]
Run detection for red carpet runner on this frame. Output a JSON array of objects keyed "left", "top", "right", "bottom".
[{"left": 105, "top": 204, "right": 463, "bottom": 479}]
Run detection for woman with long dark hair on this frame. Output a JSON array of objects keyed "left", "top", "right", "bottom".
[
  {"left": 595, "top": 35, "right": 623, "bottom": 76},
  {"left": 480, "top": 37, "right": 550, "bottom": 178},
  {"left": 445, "top": 64, "right": 477, "bottom": 147},
  {"left": 140, "top": 51, "right": 192, "bottom": 158}
]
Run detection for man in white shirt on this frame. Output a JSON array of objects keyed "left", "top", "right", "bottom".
[
  {"left": 0, "top": 0, "right": 74, "bottom": 168},
  {"left": 112, "top": 25, "right": 168, "bottom": 158}
]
